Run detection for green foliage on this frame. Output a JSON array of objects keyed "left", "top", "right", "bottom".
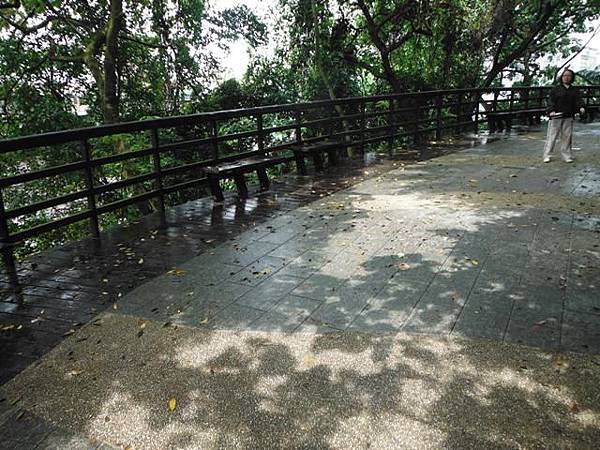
[{"left": 1, "top": 0, "right": 598, "bottom": 259}]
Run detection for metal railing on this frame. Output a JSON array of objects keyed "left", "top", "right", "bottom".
[{"left": 1, "top": 85, "right": 599, "bottom": 292}]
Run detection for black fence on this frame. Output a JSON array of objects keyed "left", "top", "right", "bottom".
[{"left": 1, "top": 85, "right": 599, "bottom": 292}]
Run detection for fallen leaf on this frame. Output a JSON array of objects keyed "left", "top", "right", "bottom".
[
  {"left": 168, "top": 398, "right": 177, "bottom": 412},
  {"left": 471, "top": 259, "right": 479, "bottom": 266},
  {"left": 15, "top": 410, "right": 25, "bottom": 421},
  {"left": 138, "top": 258, "right": 144, "bottom": 264},
  {"left": 553, "top": 355, "right": 570, "bottom": 373},
  {"left": 199, "top": 318, "right": 209, "bottom": 325},
  {"left": 63, "top": 329, "right": 76, "bottom": 337},
  {"left": 398, "top": 263, "right": 411, "bottom": 271},
  {"left": 303, "top": 354, "right": 317, "bottom": 367},
  {"left": 67, "top": 370, "right": 83, "bottom": 377},
  {"left": 570, "top": 402, "right": 580, "bottom": 414},
  {"left": 112, "top": 303, "right": 118, "bottom": 310},
  {"left": 167, "top": 269, "right": 187, "bottom": 277}
]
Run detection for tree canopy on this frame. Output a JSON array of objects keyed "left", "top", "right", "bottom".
[{"left": 1, "top": 0, "right": 597, "bottom": 136}]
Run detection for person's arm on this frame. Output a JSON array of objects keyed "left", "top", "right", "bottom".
[
  {"left": 546, "top": 86, "right": 558, "bottom": 115},
  {"left": 575, "top": 88, "right": 585, "bottom": 115}
]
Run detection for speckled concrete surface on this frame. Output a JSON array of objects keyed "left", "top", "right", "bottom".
[{"left": 3, "top": 313, "right": 600, "bottom": 450}]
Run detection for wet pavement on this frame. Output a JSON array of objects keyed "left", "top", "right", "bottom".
[{"left": 1, "top": 122, "right": 600, "bottom": 449}]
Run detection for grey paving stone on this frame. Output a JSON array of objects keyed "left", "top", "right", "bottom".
[
  {"left": 307, "top": 282, "right": 375, "bottom": 329},
  {"left": 207, "top": 303, "right": 265, "bottom": 330},
  {"left": 266, "top": 241, "right": 310, "bottom": 260},
  {"left": 227, "top": 256, "right": 288, "bottom": 286},
  {"left": 235, "top": 275, "right": 304, "bottom": 311},
  {"left": 561, "top": 310, "right": 600, "bottom": 353},
  {"left": 204, "top": 240, "right": 280, "bottom": 267},
  {"left": 168, "top": 260, "right": 243, "bottom": 286},
  {"left": 291, "top": 273, "right": 344, "bottom": 301},
  {"left": 275, "top": 251, "right": 331, "bottom": 279},
  {"left": 349, "top": 277, "right": 426, "bottom": 332},
  {"left": 404, "top": 273, "right": 479, "bottom": 334},
  {"left": 257, "top": 228, "right": 301, "bottom": 245},
  {"left": 504, "top": 295, "right": 562, "bottom": 349},
  {"left": 248, "top": 295, "right": 321, "bottom": 332},
  {"left": 169, "top": 282, "right": 252, "bottom": 326},
  {"left": 384, "top": 256, "right": 440, "bottom": 285},
  {"left": 565, "top": 286, "right": 600, "bottom": 315},
  {"left": 452, "top": 292, "right": 513, "bottom": 340}
]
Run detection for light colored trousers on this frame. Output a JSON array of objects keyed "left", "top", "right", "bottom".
[{"left": 543, "top": 117, "right": 573, "bottom": 160}]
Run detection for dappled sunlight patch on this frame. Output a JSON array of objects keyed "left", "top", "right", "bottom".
[{"left": 3, "top": 314, "right": 600, "bottom": 449}]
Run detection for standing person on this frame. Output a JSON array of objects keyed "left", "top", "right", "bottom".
[{"left": 542, "top": 69, "right": 586, "bottom": 163}]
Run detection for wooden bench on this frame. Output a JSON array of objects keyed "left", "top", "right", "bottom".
[
  {"left": 205, "top": 155, "right": 284, "bottom": 202},
  {"left": 289, "top": 139, "right": 347, "bottom": 175},
  {"left": 487, "top": 108, "right": 545, "bottom": 132}
]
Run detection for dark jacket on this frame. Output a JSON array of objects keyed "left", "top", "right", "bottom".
[{"left": 546, "top": 84, "right": 585, "bottom": 118}]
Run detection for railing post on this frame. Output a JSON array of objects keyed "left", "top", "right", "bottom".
[
  {"left": 149, "top": 128, "right": 166, "bottom": 228},
  {"left": 388, "top": 98, "right": 395, "bottom": 152},
  {"left": 473, "top": 90, "right": 480, "bottom": 133},
  {"left": 435, "top": 93, "right": 442, "bottom": 140},
  {"left": 80, "top": 139, "right": 100, "bottom": 239},
  {"left": 257, "top": 113, "right": 265, "bottom": 155},
  {"left": 413, "top": 96, "right": 421, "bottom": 144},
  {"left": 0, "top": 189, "right": 21, "bottom": 301},
  {"left": 211, "top": 119, "right": 219, "bottom": 160},
  {"left": 294, "top": 107, "right": 302, "bottom": 145},
  {"left": 328, "top": 104, "right": 335, "bottom": 139},
  {"left": 360, "top": 101, "right": 366, "bottom": 155},
  {"left": 455, "top": 92, "right": 462, "bottom": 134}
]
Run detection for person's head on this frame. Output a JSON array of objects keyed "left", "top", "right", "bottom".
[{"left": 560, "top": 69, "right": 575, "bottom": 85}]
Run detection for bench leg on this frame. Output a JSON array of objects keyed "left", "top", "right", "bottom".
[
  {"left": 257, "top": 167, "right": 270, "bottom": 192},
  {"left": 327, "top": 149, "right": 338, "bottom": 166},
  {"left": 294, "top": 150, "right": 307, "bottom": 175},
  {"left": 208, "top": 173, "right": 224, "bottom": 203},
  {"left": 233, "top": 173, "right": 248, "bottom": 198},
  {"left": 312, "top": 153, "right": 324, "bottom": 172}
]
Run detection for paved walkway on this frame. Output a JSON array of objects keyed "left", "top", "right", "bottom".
[{"left": 1, "top": 123, "right": 600, "bottom": 449}]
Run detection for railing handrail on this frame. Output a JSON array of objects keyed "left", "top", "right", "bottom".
[{"left": 3, "top": 85, "right": 598, "bottom": 152}]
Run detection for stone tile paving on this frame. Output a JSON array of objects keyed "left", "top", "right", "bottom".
[
  {"left": 106, "top": 121, "right": 600, "bottom": 354},
  {"left": 2, "top": 150, "right": 421, "bottom": 386},
  {"left": 1, "top": 123, "right": 600, "bottom": 447}
]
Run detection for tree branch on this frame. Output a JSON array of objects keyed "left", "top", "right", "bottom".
[
  {"left": 554, "top": 23, "right": 600, "bottom": 80},
  {"left": 121, "top": 34, "right": 167, "bottom": 49},
  {"left": 0, "top": 13, "right": 56, "bottom": 33}
]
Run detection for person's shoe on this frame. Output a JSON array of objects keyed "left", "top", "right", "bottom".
[
  {"left": 543, "top": 157, "right": 551, "bottom": 163},
  {"left": 565, "top": 158, "right": 574, "bottom": 163}
]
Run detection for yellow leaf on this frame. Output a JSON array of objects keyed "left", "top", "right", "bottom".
[
  {"left": 471, "top": 259, "right": 479, "bottom": 266},
  {"left": 167, "top": 268, "right": 187, "bottom": 277},
  {"left": 398, "top": 263, "right": 411, "bottom": 271},
  {"left": 199, "top": 318, "right": 209, "bottom": 325},
  {"left": 168, "top": 398, "right": 177, "bottom": 412}
]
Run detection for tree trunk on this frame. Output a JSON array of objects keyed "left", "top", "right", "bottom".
[{"left": 102, "top": 0, "right": 123, "bottom": 123}]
